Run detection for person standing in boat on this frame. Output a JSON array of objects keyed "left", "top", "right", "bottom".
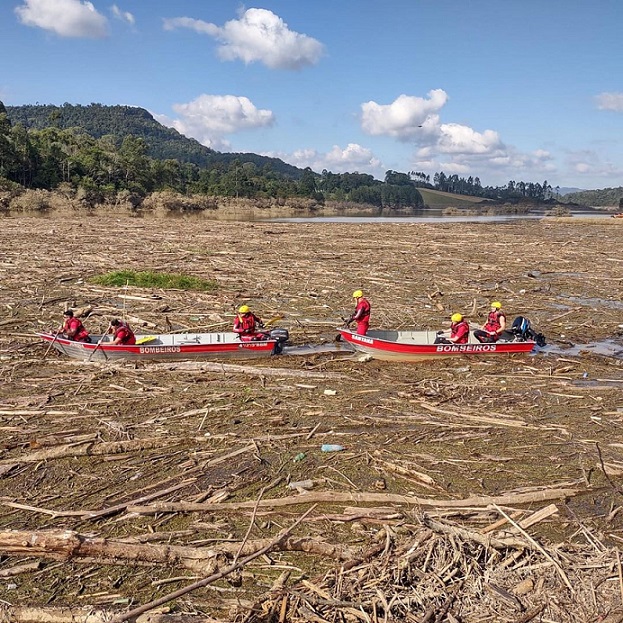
[
  {"left": 108, "top": 318, "right": 136, "bottom": 345},
  {"left": 61, "top": 309, "right": 91, "bottom": 343},
  {"left": 434, "top": 313, "right": 470, "bottom": 344},
  {"left": 347, "top": 290, "right": 371, "bottom": 335},
  {"left": 474, "top": 301, "right": 507, "bottom": 343},
  {"left": 233, "top": 305, "right": 265, "bottom": 341}
]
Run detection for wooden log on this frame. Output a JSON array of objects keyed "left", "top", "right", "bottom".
[
  {"left": 0, "top": 606, "right": 212, "bottom": 623},
  {"left": 127, "top": 485, "right": 582, "bottom": 515},
  {"left": 147, "top": 361, "right": 348, "bottom": 379},
  {"left": 0, "top": 437, "right": 174, "bottom": 465},
  {"left": 0, "top": 529, "right": 357, "bottom": 572}
]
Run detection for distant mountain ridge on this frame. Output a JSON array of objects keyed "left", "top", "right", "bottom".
[
  {"left": 563, "top": 187, "right": 623, "bottom": 207},
  {"left": 557, "top": 187, "right": 584, "bottom": 196},
  {"left": 4, "top": 103, "right": 304, "bottom": 178}
]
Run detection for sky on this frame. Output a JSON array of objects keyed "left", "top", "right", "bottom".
[{"left": 1, "top": 0, "right": 622, "bottom": 190}]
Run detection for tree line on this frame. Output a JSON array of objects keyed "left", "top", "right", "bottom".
[
  {"left": 0, "top": 103, "right": 423, "bottom": 209},
  {"left": 410, "top": 170, "right": 557, "bottom": 203},
  {"left": 1, "top": 100, "right": 587, "bottom": 210}
]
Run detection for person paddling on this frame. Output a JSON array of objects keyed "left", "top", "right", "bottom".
[
  {"left": 61, "top": 309, "right": 91, "bottom": 343},
  {"left": 346, "top": 290, "right": 371, "bottom": 335},
  {"left": 233, "top": 305, "right": 266, "bottom": 341},
  {"left": 108, "top": 318, "right": 136, "bottom": 345}
]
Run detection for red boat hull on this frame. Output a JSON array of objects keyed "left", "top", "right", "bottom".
[
  {"left": 38, "top": 332, "right": 278, "bottom": 362},
  {"left": 338, "top": 328, "right": 536, "bottom": 362}
]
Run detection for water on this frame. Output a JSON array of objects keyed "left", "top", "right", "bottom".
[
  {"left": 264, "top": 209, "right": 611, "bottom": 224},
  {"left": 541, "top": 338, "right": 623, "bottom": 359},
  {"left": 563, "top": 297, "right": 623, "bottom": 311},
  {"left": 282, "top": 342, "right": 354, "bottom": 356}
]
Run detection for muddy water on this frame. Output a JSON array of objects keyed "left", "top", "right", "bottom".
[
  {"left": 543, "top": 337, "right": 623, "bottom": 359},
  {"left": 264, "top": 209, "right": 613, "bottom": 224}
]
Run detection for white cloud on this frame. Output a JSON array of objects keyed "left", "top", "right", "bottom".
[
  {"left": 163, "top": 8, "right": 324, "bottom": 70},
  {"left": 595, "top": 92, "right": 623, "bottom": 112},
  {"left": 111, "top": 4, "right": 134, "bottom": 26},
  {"left": 566, "top": 149, "right": 623, "bottom": 180},
  {"left": 15, "top": 0, "right": 108, "bottom": 38},
  {"left": 155, "top": 94, "right": 274, "bottom": 150},
  {"left": 266, "top": 143, "right": 384, "bottom": 177},
  {"left": 361, "top": 90, "right": 448, "bottom": 139},
  {"left": 435, "top": 123, "right": 502, "bottom": 155}
]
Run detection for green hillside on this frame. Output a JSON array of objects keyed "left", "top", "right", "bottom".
[
  {"left": 563, "top": 187, "right": 623, "bottom": 207},
  {"left": 5, "top": 103, "right": 304, "bottom": 178}
]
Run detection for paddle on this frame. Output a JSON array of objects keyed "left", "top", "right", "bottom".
[
  {"left": 88, "top": 322, "right": 112, "bottom": 362},
  {"left": 42, "top": 328, "right": 62, "bottom": 360},
  {"left": 262, "top": 314, "right": 283, "bottom": 328},
  {"left": 135, "top": 335, "right": 157, "bottom": 345}
]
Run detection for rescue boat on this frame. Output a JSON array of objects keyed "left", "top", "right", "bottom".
[
  {"left": 337, "top": 328, "right": 537, "bottom": 362},
  {"left": 38, "top": 328, "right": 289, "bottom": 362}
]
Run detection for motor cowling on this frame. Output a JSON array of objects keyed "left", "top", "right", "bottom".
[
  {"left": 510, "top": 316, "right": 546, "bottom": 346},
  {"left": 269, "top": 327, "right": 289, "bottom": 344}
]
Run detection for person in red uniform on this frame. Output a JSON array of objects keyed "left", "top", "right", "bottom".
[
  {"left": 474, "top": 301, "right": 507, "bottom": 343},
  {"left": 61, "top": 309, "right": 91, "bottom": 342},
  {"left": 108, "top": 318, "right": 136, "bottom": 345},
  {"left": 347, "top": 290, "right": 371, "bottom": 335},
  {"left": 233, "top": 305, "right": 266, "bottom": 341},
  {"left": 434, "top": 312, "right": 470, "bottom": 344}
]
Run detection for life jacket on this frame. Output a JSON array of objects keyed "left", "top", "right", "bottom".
[
  {"left": 64, "top": 317, "right": 90, "bottom": 342},
  {"left": 234, "top": 312, "right": 261, "bottom": 336},
  {"left": 484, "top": 310, "right": 505, "bottom": 333},
  {"left": 114, "top": 321, "right": 136, "bottom": 345},
  {"left": 450, "top": 319, "right": 470, "bottom": 344},
  {"left": 352, "top": 298, "right": 371, "bottom": 321}
]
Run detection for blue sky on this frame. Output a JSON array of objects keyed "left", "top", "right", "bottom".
[{"left": 1, "top": 0, "right": 622, "bottom": 190}]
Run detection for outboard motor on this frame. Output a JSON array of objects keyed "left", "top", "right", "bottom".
[
  {"left": 268, "top": 327, "right": 289, "bottom": 354},
  {"left": 510, "top": 316, "right": 546, "bottom": 347},
  {"left": 511, "top": 316, "right": 531, "bottom": 340}
]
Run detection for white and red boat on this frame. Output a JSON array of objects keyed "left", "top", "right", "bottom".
[
  {"left": 337, "top": 328, "right": 537, "bottom": 362},
  {"left": 38, "top": 329, "right": 288, "bottom": 362}
]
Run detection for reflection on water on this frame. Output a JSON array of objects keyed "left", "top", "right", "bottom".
[
  {"left": 541, "top": 339, "right": 623, "bottom": 359},
  {"left": 563, "top": 297, "right": 623, "bottom": 310},
  {"left": 265, "top": 210, "right": 611, "bottom": 224}
]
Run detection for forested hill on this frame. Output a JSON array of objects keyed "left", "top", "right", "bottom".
[
  {"left": 5, "top": 103, "right": 303, "bottom": 178},
  {"left": 563, "top": 187, "right": 623, "bottom": 207}
]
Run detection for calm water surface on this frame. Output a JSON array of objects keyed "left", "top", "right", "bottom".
[{"left": 264, "top": 209, "right": 611, "bottom": 224}]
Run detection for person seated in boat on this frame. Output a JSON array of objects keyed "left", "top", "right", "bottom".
[
  {"left": 108, "top": 318, "right": 136, "bottom": 345},
  {"left": 434, "top": 313, "right": 470, "bottom": 344},
  {"left": 61, "top": 309, "right": 91, "bottom": 343},
  {"left": 233, "top": 305, "right": 267, "bottom": 341},
  {"left": 473, "top": 301, "right": 507, "bottom": 343},
  {"left": 346, "top": 290, "right": 371, "bottom": 335}
]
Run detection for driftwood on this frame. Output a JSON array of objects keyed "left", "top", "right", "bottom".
[
  {"left": 128, "top": 486, "right": 583, "bottom": 514},
  {"left": 0, "top": 527, "right": 357, "bottom": 573},
  {"left": 0, "top": 437, "right": 174, "bottom": 465},
  {"left": 147, "top": 361, "right": 348, "bottom": 379},
  {"left": 0, "top": 606, "right": 210, "bottom": 623},
  {"left": 3, "top": 216, "right": 623, "bottom": 622},
  {"left": 109, "top": 505, "right": 317, "bottom": 623}
]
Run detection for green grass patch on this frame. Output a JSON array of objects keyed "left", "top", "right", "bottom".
[{"left": 90, "top": 270, "right": 217, "bottom": 291}]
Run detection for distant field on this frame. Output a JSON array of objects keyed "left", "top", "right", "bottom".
[{"left": 418, "top": 187, "right": 491, "bottom": 208}]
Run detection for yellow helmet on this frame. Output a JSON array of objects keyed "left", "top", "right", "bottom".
[
  {"left": 490, "top": 301, "right": 502, "bottom": 309},
  {"left": 451, "top": 313, "right": 463, "bottom": 323},
  {"left": 353, "top": 290, "right": 363, "bottom": 298},
  {"left": 238, "top": 305, "right": 250, "bottom": 314}
]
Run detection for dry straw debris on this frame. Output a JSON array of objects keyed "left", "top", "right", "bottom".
[{"left": 0, "top": 214, "right": 623, "bottom": 622}]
